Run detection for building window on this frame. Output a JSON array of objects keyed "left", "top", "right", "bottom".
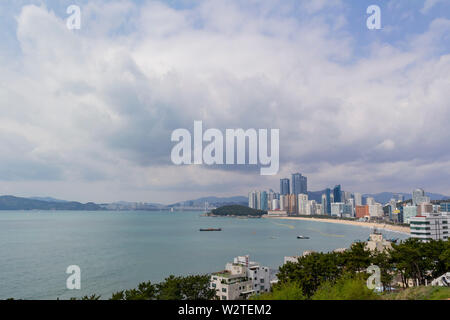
[
  {"left": 212, "top": 283, "right": 216, "bottom": 288},
  {"left": 222, "top": 288, "right": 227, "bottom": 293},
  {"left": 222, "top": 296, "right": 227, "bottom": 300},
  {"left": 260, "top": 279, "right": 264, "bottom": 283}
]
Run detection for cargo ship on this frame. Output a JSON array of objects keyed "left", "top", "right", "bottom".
[
  {"left": 297, "top": 235, "right": 310, "bottom": 239},
  {"left": 199, "top": 228, "right": 222, "bottom": 232}
]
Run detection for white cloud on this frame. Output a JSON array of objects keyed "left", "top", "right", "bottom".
[
  {"left": 0, "top": 1, "right": 449, "bottom": 203},
  {"left": 421, "top": 0, "right": 447, "bottom": 14}
]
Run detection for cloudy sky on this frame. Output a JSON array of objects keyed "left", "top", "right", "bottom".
[{"left": 0, "top": 0, "right": 449, "bottom": 204}]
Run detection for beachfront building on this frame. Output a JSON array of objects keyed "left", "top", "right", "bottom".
[
  {"left": 403, "top": 205, "right": 418, "bottom": 224},
  {"left": 297, "top": 194, "right": 308, "bottom": 215},
  {"left": 331, "top": 202, "right": 345, "bottom": 217},
  {"left": 409, "top": 213, "right": 449, "bottom": 242},
  {"left": 356, "top": 205, "right": 369, "bottom": 219},
  {"left": 210, "top": 255, "right": 272, "bottom": 300},
  {"left": 368, "top": 203, "right": 383, "bottom": 218},
  {"left": 354, "top": 193, "right": 362, "bottom": 206},
  {"left": 287, "top": 194, "right": 297, "bottom": 215}
]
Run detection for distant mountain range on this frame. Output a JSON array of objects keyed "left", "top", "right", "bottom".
[
  {"left": 169, "top": 196, "right": 248, "bottom": 208},
  {"left": 0, "top": 191, "right": 447, "bottom": 211},
  {"left": 362, "top": 192, "right": 449, "bottom": 205},
  {"left": 308, "top": 191, "right": 449, "bottom": 205},
  {"left": 0, "top": 196, "right": 101, "bottom": 210}
]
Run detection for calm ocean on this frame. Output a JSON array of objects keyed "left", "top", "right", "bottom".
[{"left": 0, "top": 210, "right": 408, "bottom": 300}]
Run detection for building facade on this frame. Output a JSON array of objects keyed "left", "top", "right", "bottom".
[
  {"left": 280, "top": 178, "right": 290, "bottom": 196},
  {"left": 210, "top": 255, "right": 272, "bottom": 300},
  {"left": 291, "top": 173, "right": 307, "bottom": 195},
  {"left": 410, "top": 213, "right": 449, "bottom": 242}
]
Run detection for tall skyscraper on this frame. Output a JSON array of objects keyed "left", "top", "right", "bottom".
[
  {"left": 280, "top": 178, "right": 290, "bottom": 195},
  {"left": 248, "top": 191, "right": 257, "bottom": 209},
  {"left": 354, "top": 193, "right": 362, "bottom": 206},
  {"left": 325, "top": 188, "right": 331, "bottom": 215},
  {"left": 260, "top": 191, "right": 268, "bottom": 211},
  {"left": 412, "top": 188, "right": 430, "bottom": 206},
  {"left": 291, "top": 173, "right": 307, "bottom": 195},
  {"left": 256, "top": 191, "right": 261, "bottom": 210},
  {"left": 298, "top": 194, "right": 309, "bottom": 215},
  {"left": 333, "top": 185, "right": 342, "bottom": 203},
  {"left": 321, "top": 194, "right": 327, "bottom": 215}
]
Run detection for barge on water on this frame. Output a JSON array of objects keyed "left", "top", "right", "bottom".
[{"left": 199, "top": 228, "right": 222, "bottom": 232}]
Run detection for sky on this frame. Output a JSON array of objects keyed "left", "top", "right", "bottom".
[{"left": 0, "top": 0, "right": 449, "bottom": 204}]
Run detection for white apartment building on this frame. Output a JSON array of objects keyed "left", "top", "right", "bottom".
[
  {"left": 306, "top": 200, "right": 316, "bottom": 215},
  {"left": 354, "top": 193, "right": 362, "bottom": 206},
  {"left": 366, "top": 197, "right": 375, "bottom": 206},
  {"left": 331, "top": 202, "right": 345, "bottom": 217},
  {"left": 410, "top": 213, "right": 449, "bottom": 242},
  {"left": 210, "top": 255, "right": 272, "bottom": 300},
  {"left": 368, "top": 203, "right": 383, "bottom": 218},
  {"left": 271, "top": 199, "right": 280, "bottom": 210},
  {"left": 297, "top": 194, "right": 308, "bottom": 215}
]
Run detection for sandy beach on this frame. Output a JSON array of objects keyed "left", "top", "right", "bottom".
[{"left": 263, "top": 216, "right": 410, "bottom": 235}]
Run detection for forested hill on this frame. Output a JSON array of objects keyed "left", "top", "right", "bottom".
[
  {"left": 0, "top": 196, "right": 101, "bottom": 210},
  {"left": 209, "top": 205, "right": 267, "bottom": 217}
]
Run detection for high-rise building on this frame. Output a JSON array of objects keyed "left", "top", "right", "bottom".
[
  {"left": 342, "top": 191, "right": 352, "bottom": 203},
  {"left": 298, "top": 194, "right": 309, "bottom": 215},
  {"left": 403, "top": 205, "right": 418, "bottom": 224},
  {"left": 333, "top": 185, "right": 342, "bottom": 203},
  {"left": 417, "top": 202, "right": 433, "bottom": 216},
  {"left": 280, "top": 178, "right": 290, "bottom": 196},
  {"left": 271, "top": 199, "right": 280, "bottom": 210},
  {"left": 412, "top": 188, "right": 430, "bottom": 206},
  {"left": 368, "top": 203, "right": 383, "bottom": 218},
  {"left": 331, "top": 202, "right": 345, "bottom": 217},
  {"left": 356, "top": 205, "right": 369, "bottom": 218},
  {"left": 354, "top": 193, "right": 362, "bottom": 206},
  {"left": 260, "top": 191, "right": 268, "bottom": 211},
  {"left": 321, "top": 194, "right": 327, "bottom": 215},
  {"left": 287, "top": 194, "right": 297, "bottom": 215},
  {"left": 291, "top": 173, "right": 307, "bottom": 195},
  {"left": 248, "top": 191, "right": 257, "bottom": 209},
  {"left": 325, "top": 188, "right": 331, "bottom": 215},
  {"left": 307, "top": 200, "right": 317, "bottom": 216},
  {"left": 366, "top": 197, "right": 375, "bottom": 206},
  {"left": 256, "top": 191, "right": 261, "bottom": 210}
]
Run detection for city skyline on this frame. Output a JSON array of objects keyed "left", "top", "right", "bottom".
[{"left": 0, "top": 0, "right": 450, "bottom": 204}]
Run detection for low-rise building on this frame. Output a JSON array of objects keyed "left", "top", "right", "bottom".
[
  {"left": 409, "top": 213, "right": 449, "bottom": 242},
  {"left": 210, "top": 255, "right": 272, "bottom": 300}
]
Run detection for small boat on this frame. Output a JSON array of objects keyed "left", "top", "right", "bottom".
[
  {"left": 199, "top": 228, "right": 222, "bottom": 232},
  {"left": 297, "top": 235, "right": 310, "bottom": 239}
]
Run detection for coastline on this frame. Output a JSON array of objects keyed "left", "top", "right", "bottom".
[{"left": 263, "top": 216, "right": 410, "bottom": 235}]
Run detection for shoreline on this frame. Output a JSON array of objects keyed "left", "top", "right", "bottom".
[{"left": 263, "top": 216, "right": 410, "bottom": 235}]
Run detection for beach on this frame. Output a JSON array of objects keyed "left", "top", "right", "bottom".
[{"left": 264, "top": 216, "right": 410, "bottom": 235}]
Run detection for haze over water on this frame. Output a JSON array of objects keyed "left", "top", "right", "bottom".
[{"left": 0, "top": 210, "right": 408, "bottom": 300}]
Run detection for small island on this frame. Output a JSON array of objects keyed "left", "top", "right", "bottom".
[{"left": 206, "top": 205, "right": 267, "bottom": 218}]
